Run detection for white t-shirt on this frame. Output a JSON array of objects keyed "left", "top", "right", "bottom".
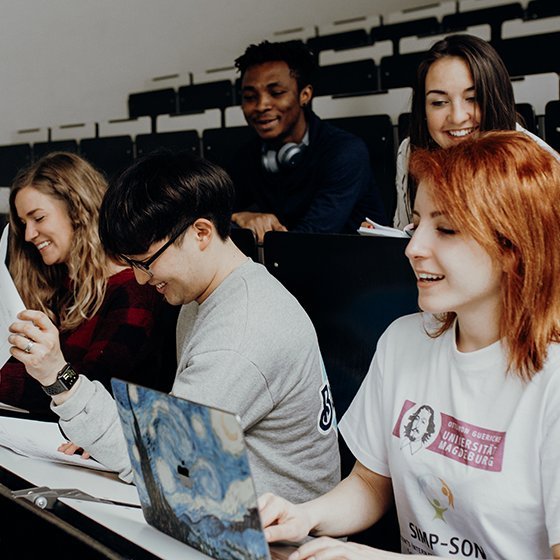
[{"left": 339, "top": 313, "right": 560, "bottom": 559}]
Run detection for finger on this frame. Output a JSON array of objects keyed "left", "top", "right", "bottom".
[
  {"left": 8, "top": 322, "right": 39, "bottom": 342},
  {"left": 255, "top": 225, "right": 267, "bottom": 245},
  {"left": 258, "top": 493, "right": 287, "bottom": 527},
  {"left": 58, "top": 442, "right": 80, "bottom": 455},
  {"left": 264, "top": 520, "right": 303, "bottom": 544},
  {"left": 8, "top": 333, "right": 35, "bottom": 354},
  {"left": 295, "top": 537, "right": 352, "bottom": 560},
  {"left": 16, "top": 309, "right": 53, "bottom": 330}
]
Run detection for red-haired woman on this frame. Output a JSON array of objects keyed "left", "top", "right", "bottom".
[{"left": 259, "top": 131, "right": 560, "bottom": 560}]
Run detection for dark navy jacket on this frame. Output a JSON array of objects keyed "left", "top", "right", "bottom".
[{"left": 229, "top": 112, "right": 387, "bottom": 233}]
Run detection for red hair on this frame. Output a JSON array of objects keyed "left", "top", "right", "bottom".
[{"left": 409, "top": 131, "right": 560, "bottom": 380}]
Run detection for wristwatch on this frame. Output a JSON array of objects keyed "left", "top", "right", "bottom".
[{"left": 41, "top": 363, "right": 80, "bottom": 396}]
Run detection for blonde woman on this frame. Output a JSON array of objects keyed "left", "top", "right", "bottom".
[{"left": 1, "top": 152, "right": 176, "bottom": 415}]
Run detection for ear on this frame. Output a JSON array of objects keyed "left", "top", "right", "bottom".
[
  {"left": 192, "top": 218, "right": 214, "bottom": 251},
  {"left": 299, "top": 84, "right": 313, "bottom": 107}
]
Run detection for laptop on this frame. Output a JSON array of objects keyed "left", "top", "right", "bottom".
[{"left": 111, "top": 378, "right": 298, "bottom": 560}]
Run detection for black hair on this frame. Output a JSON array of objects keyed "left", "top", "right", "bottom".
[
  {"left": 234, "top": 40, "right": 317, "bottom": 91},
  {"left": 98, "top": 150, "right": 234, "bottom": 257}
]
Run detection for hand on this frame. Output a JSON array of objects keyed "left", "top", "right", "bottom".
[
  {"left": 290, "top": 537, "right": 391, "bottom": 560},
  {"left": 232, "top": 211, "right": 287, "bottom": 243},
  {"left": 8, "top": 310, "right": 67, "bottom": 387},
  {"left": 58, "top": 441, "right": 91, "bottom": 460},
  {"left": 360, "top": 221, "right": 373, "bottom": 229},
  {"left": 259, "top": 492, "right": 313, "bottom": 544}
]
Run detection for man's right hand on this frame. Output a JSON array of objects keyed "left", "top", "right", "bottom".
[
  {"left": 258, "top": 492, "right": 314, "bottom": 544},
  {"left": 232, "top": 211, "right": 287, "bottom": 243}
]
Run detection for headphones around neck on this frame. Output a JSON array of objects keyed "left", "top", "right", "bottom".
[{"left": 261, "top": 129, "right": 310, "bottom": 173}]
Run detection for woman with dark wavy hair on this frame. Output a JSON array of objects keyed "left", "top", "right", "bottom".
[{"left": 393, "top": 33, "right": 558, "bottom": 229}]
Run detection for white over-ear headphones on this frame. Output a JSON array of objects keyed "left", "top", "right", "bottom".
[{"left": 261, "top": 129, "right": 310, "bottom": 173}]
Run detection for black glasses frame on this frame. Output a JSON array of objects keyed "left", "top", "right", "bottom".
[{"left": 120, "top": 223, "right": 191, "bottom": 278}]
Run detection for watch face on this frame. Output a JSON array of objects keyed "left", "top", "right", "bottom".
[
  {"left": 42, "top": 364, "right": 79, "bottom": 396},
  {"left": 60, "top": 367, "right": 78, "bottom": 385}
]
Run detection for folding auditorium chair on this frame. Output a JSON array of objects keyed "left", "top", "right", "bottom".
[
  {"left": 135, "top": 130, "right": 200, "bottom": 158},
  {"left": 79, "top": 136, "right": 134, "bottom": 181},
  {"left": 371, "top": 17, "right": 441, "bottom": 54},
  {"left": 262, "top": 231, "right": 418, "bottom": 552},
  {"left": 33, "top": 140, "right": 79, "bottom": 161},
  {"left": 380, "top": 51, "right": 426, "bottom": 90},
  {"left": 178, "top": 80, "right": 235, "bottom": 119},
  {"left": 492, "top": 31, "right": 560, "bottom": 77},
  {"left": 511, "top": 73, "right": 560, "bottom": 127},
  {"left": 515, "top": 103, "right": 538, "bottom": 135},
  {"left": 128, "top": 88, "right": 178, "bottom": 132},
  {"left": 544, "top": 100, "right": 560, "bottom": 153},
  {"left": 318, "top": 40, "right": 393, "bottom": 67},
  {"left": 156, "top": 110, "right": 222, "bottom": 137},
  {"left": 202, "top": 126, "right": 258, "bottom": 176},
  {"left": 526, "top": 0, "right": 560, "bottom": 19},
  {"left": 307, "top": 29, "right": 371, "bottom": 58},
  {"left": 399, "top": 23, "right": 491, "bottom": 54},
  {"left": 326, "top": 114, "right": 397, "bottom": 221},
  {"left": 398, "top": 112, "right": 411, "bottom": 144},
  {"left": 0, "top": 143, "right": 32, "bottom": 187},
  {"left": 441, "top": 1, "right": 524, "bottom": 41},
  {"left": 313, "top": 59, "right": 378, "bottom": 97},
  {"left": 230, "top": 227, "right": 259, "bottom": 261},
  {"left": 312, "top": 87, "right": 412, "bottom": 127}
]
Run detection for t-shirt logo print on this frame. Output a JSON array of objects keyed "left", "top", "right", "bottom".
[
  {"left": 317, "top": 383, "right": 335, "bottom": 434},
  {"left": 400, "top": 404, "right": 437, "bottom": 455},
  {"left": 418, "top": 474, "right": 455, "bottom": 522}
]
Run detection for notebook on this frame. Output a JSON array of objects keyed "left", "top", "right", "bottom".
[{"left": 111, "top": 378, "right": 298, "bottom": 560}]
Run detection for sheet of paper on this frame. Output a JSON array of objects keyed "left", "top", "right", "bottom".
[
  {"left": 0, "top": 225, "right": 26, "bottom": 369},
  {"left": 0, "top": 415, "right": 111, "bottom": 472},
  {"left": 0, "top": 445, "right": 139, "bottom": 505},
  {"left": 358, "top": 218, "right": 409, "bottom": 238}
]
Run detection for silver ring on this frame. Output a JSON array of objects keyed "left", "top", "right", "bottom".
[{"left": 23, "top": 340, "right": 34, "bottom": 354}]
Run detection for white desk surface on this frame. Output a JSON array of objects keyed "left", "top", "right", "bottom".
[{"left": 0, "top": 437, "right": 212, "bottom": 558}]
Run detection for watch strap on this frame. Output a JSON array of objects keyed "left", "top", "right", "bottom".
[{"left": 41, "top": 363, "right": 79, "bottom": 396}]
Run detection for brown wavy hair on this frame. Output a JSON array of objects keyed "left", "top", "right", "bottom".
[
  {"left": 9, "top": 152, "right": 110, "bottom": 331},
  {"left": 409, "top": 131, "right": 560, "bottom": 381}
]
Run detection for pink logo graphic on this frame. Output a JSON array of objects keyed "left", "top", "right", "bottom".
[{"left": 393, "top": 400, "right": 506, "bottom": 472}]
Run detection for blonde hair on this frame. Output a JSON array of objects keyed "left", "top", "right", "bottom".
[
  {"left": 9, "top": 152, "right": 110, "bottom": 331},
  {"left": 409, "top": 131, "right": 560, "bottom": 380}
]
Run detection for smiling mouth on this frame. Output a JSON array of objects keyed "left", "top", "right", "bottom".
[
  {"left": 254, "top": 117, "right": 278, "bottom": 127},
  {"left": 155, "top": 281, "right": 167, "bottom": 292},
  {"left": 417, "top": 272, "right": 445, "bottom": 282},
  {"left": 36, "top": 241, "right": 51, "bottom": 251},
  {"left": 446, "top": 127, "right": 478, "bottom": 138}
]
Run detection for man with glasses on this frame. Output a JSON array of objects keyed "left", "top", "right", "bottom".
[{"left": 29, "top": 151, "right": 340, "bottom": 504}]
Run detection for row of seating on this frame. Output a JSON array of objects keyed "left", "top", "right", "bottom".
[
  {"left": 127, "top": 33, "right": 559, "bottom": 121},
  {"left": 4, "top": 95, "right": 560, "bottom": 219}
]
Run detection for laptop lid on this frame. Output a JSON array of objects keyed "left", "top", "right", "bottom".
[{"left": 111, "top": 378, "right": 294, "bottom": 560}]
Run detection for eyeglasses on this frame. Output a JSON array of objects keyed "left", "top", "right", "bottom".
[{"left": 120, "top": 223, "right": 190, "bottom": 279}]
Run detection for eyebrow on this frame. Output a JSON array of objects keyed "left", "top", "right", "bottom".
[
  {"left": 21, "top": 208, "right": 45, "bottom": 219},
  {"left": 412, "top": 209, "right": 445, "bottom": 219},
  {"left": 426, "top": 85, "right": 475, "bottom": 96},
  {"left": 242, "top": 80, "right": 285, "bottom": 91}
]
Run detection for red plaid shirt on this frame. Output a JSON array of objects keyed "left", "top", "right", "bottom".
[{"left": 0, "top": 269, "right": 178, "bottom": 416}]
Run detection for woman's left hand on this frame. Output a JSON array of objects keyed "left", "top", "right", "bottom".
[
  {"left": 290, "top": 537, "right": 399, "bottom": 560},
  {"left": 8, "top": 309, "right": 67, "bottom": 386}
]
